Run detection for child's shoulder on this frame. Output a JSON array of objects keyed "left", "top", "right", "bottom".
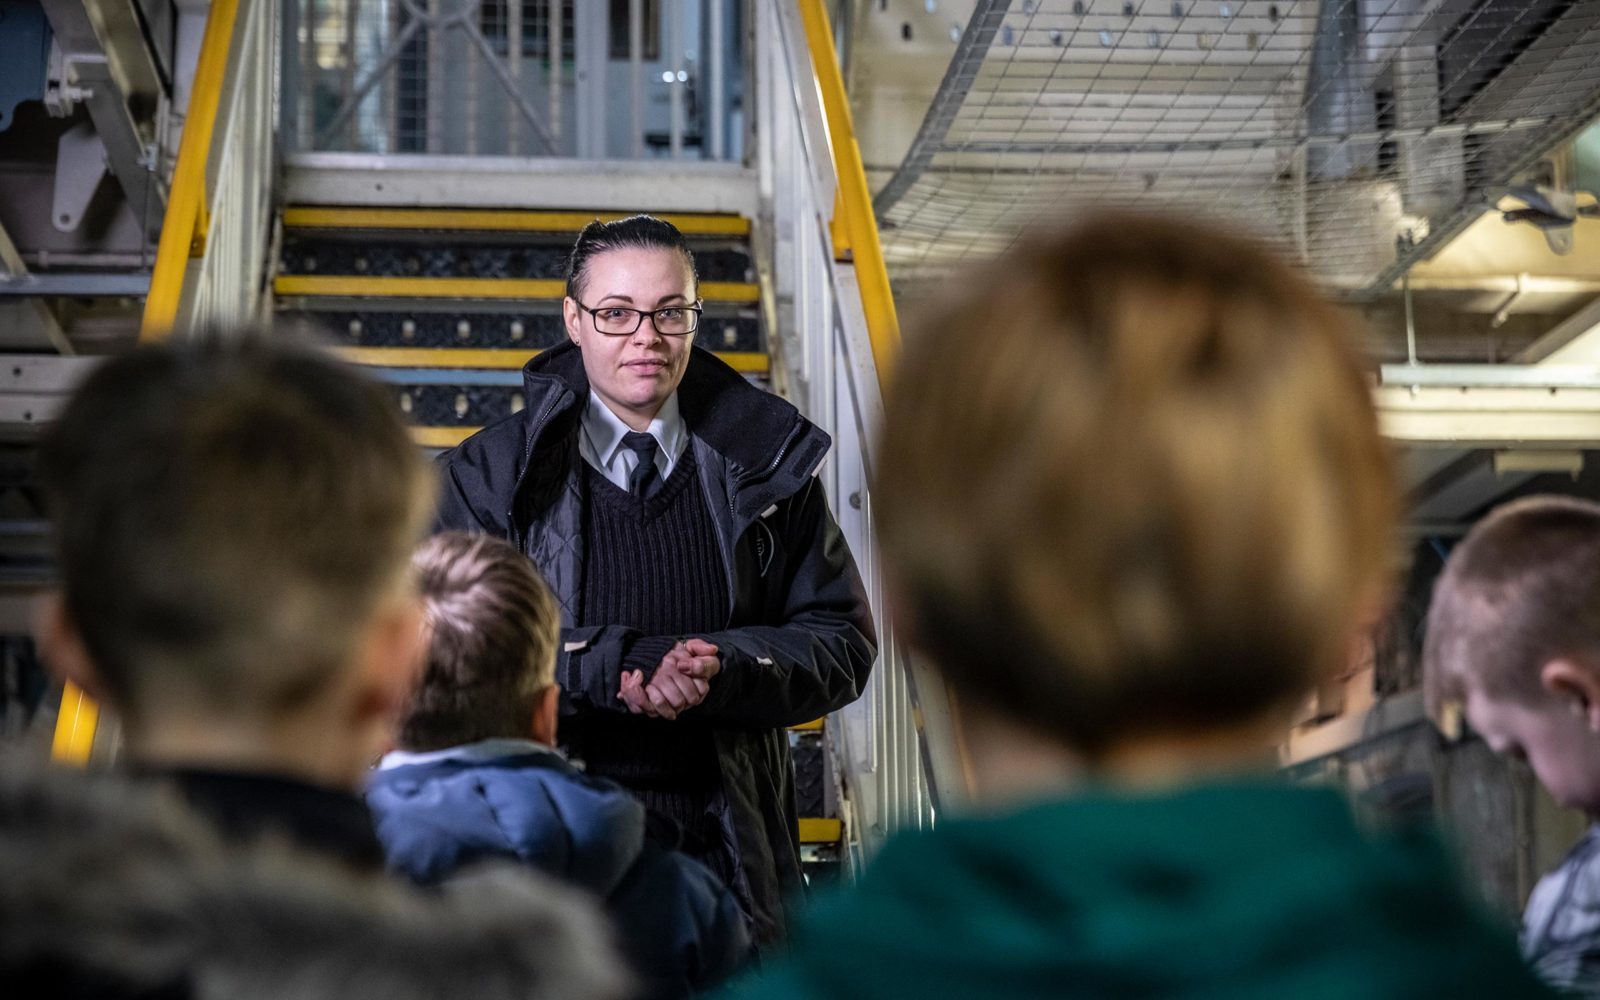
[{"left": 1526, "top": 826, "right": 1600, "bottom": 936}]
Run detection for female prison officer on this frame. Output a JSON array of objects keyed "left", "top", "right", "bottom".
[{"left": 434, "top": 215, "right": 875, "bottom": 944}]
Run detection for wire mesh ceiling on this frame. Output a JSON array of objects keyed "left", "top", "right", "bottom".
[{"left": 874, "top": 0, "right": 1600, "bottom": 297}]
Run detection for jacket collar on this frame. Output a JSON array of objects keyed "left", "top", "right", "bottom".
[{"left": 519, "top": 343, "right": 830, "bottom": 503}]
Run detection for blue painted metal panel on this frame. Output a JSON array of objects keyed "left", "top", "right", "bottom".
[{"left": 0, "top": 1, "right": 51, "bottom": 133}]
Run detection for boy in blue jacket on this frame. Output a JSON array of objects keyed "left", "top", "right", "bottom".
[{"left": 368, "top": 531, "right": 750, "bottom": 998}]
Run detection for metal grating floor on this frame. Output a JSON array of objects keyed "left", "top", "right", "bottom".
[{"left": 874, "top": 0, "right": 1600, "bottom": 297}]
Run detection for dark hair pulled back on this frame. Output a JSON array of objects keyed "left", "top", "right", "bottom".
[{"left": 564, "top": 215, "right": 698, "bottom": 300}]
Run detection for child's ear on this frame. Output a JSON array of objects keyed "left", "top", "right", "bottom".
[
  {"left": 531, "top": 684, "right": 561, "bottom": 746},
  {"left": 33, "top": 591, "right": 110, "bottom": 703},
  {"left": 359, "top": 595, "right": 428, "bottom": 724},
  {"left": 1541, "top": 658, "right": 1600, "bottom": 733}
]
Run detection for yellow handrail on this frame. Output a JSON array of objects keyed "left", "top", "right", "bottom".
[
  {"left": 53, "top": 0, "right": 243, "bottom": 763},
  {"left": 139, "top": 0, "right": 243, "bottom": 341},
  {"left": 796, "top": 0, "right": 901, "bottom": 386},
  {"left": 51, "top": 681, "right": 100, "bottom": 765}
]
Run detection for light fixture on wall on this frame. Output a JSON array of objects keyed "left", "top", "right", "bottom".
[{"left": 1492, "top": 450, "right": 1585, "bottom": 479}]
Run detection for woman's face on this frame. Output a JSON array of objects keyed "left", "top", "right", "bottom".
[{"left": 563, "top": 246, "right": 696, "bottom": 429}]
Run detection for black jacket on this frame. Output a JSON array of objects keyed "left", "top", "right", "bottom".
[
  {"left": 435, "top": 344, "right": 877, "bottom": 942},
  {"left": 368, "top": 747, "right": 751, "bottom": 998}
]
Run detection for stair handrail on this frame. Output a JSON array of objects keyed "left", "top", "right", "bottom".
[
  {"left": 763, "top": 0, "right": 970, "bottom": 862},
  {"left": 795, "top": 0, "right": 901, "bottom": 384},
  {"left": 55, "top": 0, "right": 280, "bottom": 764},
  {"left": 141, "top": 0, "right": 277, "bottom": 339}
]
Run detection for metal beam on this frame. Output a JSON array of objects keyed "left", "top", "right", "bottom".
[
  {"left": 1516, "top": 296, "right": 1600, "bottom": 364},
  {"left": 0, "top": 355, "right": 102, "bottom": 437},
  {"left": 0, "top": 223, "right": 74, "bottom": 355},
  {"left": 38, "top": 0, "right": 166, "bottom": 227},
  {"left": 0, "top": 273, "right": 151, "bottom": 298}
]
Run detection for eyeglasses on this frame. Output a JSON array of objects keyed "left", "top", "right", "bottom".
[{"left": 574, "top": 300, "right": 703, "bottom": 337}]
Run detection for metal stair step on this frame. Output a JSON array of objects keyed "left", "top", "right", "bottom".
[
  {"left": 337, "top": 347, "right": 768, "bottom": 375},
  {"left": 274, "top": 275, "right": 760, "bottom": 303},
  {"left": 278, "top": 237, "right": 753, "bottom": 285},
  {"left": 798, "top": 817, "right": 843, "bottom": 845},
  {"left": 278, "top": 307, "right": 762, "bottom": 354},
  {"left": 281, "top": 207, "right": 751, "bottom": 237}
]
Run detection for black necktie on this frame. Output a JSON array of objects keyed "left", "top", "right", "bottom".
[{"left": 623, "top": 431, "right": 661, "bottom": 498}]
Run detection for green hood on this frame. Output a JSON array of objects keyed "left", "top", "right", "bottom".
[{"left": 730, "top": 781, "right": 1551, "bottom": 1000}]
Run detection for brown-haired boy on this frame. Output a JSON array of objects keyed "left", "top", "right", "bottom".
[
  {"left": 36, "top": 331, "right": 435, "bottom": 867},
  {"left": 25, "top": 331, "right": 626, "bottom": 1000},
  {"left": 725, "top": 212, "right": 1551, "bottom": 999},
  {"left": 1425, "top": 494, "right": 1600, "bottom": 995},
  {"left": 367, "top": 531, "right": 749, "bottom": 999}
]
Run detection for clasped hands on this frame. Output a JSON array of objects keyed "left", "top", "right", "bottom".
[{"left": 618, "top": 638, "right": 721, "bottom": 720}]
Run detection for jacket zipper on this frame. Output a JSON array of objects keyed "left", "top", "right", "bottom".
[{"left": 729, "top": 421, "right": 802, "bottom": 514}]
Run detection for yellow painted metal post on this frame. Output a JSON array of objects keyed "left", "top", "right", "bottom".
[
  {"left": 796, "top": 0, "right": 901, "bottom": 385},
  {"left": 51, "top": 682, "right": 100, "bottom": 765}
]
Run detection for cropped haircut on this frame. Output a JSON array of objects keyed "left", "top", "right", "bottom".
[
  {"left": 564, "top": 215, "right": 698, "bottom": 301},
  {"left": 38, "top": 329, "right": 434, "bottom": 726},
  {"left": 1422, "top": 496, "right": 1600, "bottom": 719},
  {"left": 875, "top": 211, "right": 1397, "bottom": 756},
  {"left": 399, "top": 531, "right": 560, "bottom": 752}
]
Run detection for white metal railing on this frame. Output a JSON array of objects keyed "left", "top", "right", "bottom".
[
  {"left": 188, "top": 0, "right": 280, "bottom": 330},
  {"left": 282, "top": 0, "right": 745, "bottom": 162},
  {"left": 758, "top": 1, "right": 964, "bottom": 867}
]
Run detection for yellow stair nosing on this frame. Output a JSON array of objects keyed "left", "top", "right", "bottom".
[
  {"left": 799, "top": 817, "right": 843, "bottom": 845},
  {"left": 789, "top": 718, "right": 825, "bottom": 732},
  {"left": 275, "top": 275, "right": 759, "bottom": 303},
  {"left": 411, "top": 426, "right": 479, "bottom": 449},
  {"left": 339, "top": 347, "right": 768, "bottom": 374},
  {"left": 281, "top": 207, "right": 751, "bottom": 237}
]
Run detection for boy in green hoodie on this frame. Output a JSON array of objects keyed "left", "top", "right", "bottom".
[
  {"left": 1424, "top": 495, "right": 1600, "bottom": 997},
  {"left": 723, "top": 212, "right": 1552, "bottom": 999}
]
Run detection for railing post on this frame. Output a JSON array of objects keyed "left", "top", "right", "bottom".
[
  {"left": 630, "top": 0, "right": 644, "bottom": 158},
  {"left": 549, "top": 0, "right": 563, "bottom": 149},
  {"left": 508, "top": 0, "right": 523, "bottom": 155},
  {"left": 425, "top": 0, "right": 443, "bottom": 152},
  {"left": 666, "top": 0, "right": 684, "bottom": 158},
  {"left": 710, "top": 0, "right": 726, "bottom": 160}
]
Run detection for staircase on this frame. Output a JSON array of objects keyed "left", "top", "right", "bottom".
[{"left": 271, "top": 208, "right": 769, "bottom": 448}]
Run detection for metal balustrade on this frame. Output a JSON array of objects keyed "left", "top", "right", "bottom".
[
  {"left": 765, "top": 0, "right": 965, "bottom": 865},
  {"left": 144, "top": 0, "right": 280, "bottom": 337}
]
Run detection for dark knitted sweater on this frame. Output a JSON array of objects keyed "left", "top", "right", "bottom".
[{"left": 563, "top": 446, "right": 733, "bottom": 876}]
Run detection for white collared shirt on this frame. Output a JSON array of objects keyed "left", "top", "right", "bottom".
[
  {"left": 577, "top": 390, "right": 688, "bottom": 490},
  {"left": 376, "top": 737, "right": 565, "bottom": 771}
]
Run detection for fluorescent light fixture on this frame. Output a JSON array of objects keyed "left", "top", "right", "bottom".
[{"left": 1492, "top": 449, "right": 1585, "bottom": 477}]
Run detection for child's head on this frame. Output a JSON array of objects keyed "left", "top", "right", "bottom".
[
  {"left": 37, "top": 331, "right": 433, "bottom": 781},
  {"left": 875, "top": 211, "right": 1397, "bottom": 766},
  {"left": 400, "top": 532, "right": 561, "bottom": 752},
  {"left": 1423, "top": 496, "right": 1600, "bottom": 813}
]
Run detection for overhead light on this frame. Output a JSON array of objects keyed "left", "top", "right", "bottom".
[{"left": 1492, "top": 450, "right": 1585, "bottom": 478}]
